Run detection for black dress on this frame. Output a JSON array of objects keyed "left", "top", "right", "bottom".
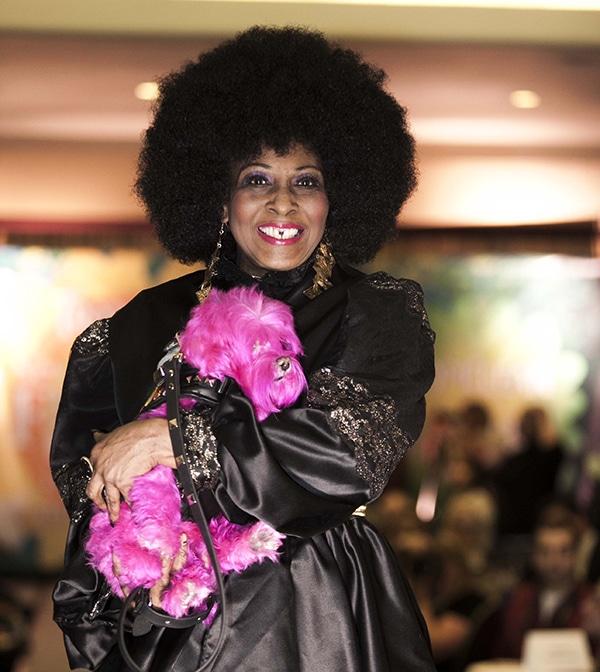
[{"left": 50, "top": 258, "right": 436, "bottom": 672}]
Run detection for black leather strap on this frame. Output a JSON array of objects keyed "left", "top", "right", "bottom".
[
  {"left": 117, "top": 354, "right": 227, "bottom": 672},
  {"left": 144, "top": 357, "right": 234, "bottom": 413},
  {"left": 119, "top": 589, "right": 216, "bottom": 637}
]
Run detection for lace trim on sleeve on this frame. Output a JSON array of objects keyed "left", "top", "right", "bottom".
[
  {"left": 72, "top": 318, "right": 110, "bottom": 357},
  {"left": 52, "top": 460, "right": 93, "bottom": 523},
  {"left": 307, "top": 367, "right": 412, "bottom": 500},
  {"left": 180, "top": 406, "right": 221, "bottom": 490}
]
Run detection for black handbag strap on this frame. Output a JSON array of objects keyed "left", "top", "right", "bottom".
[{"left": 117, "top": 354, "right": 227, "bottom": 672}]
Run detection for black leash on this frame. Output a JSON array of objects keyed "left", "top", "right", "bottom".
[{"left": 117, "top": 354, "right": 228, "bottom": 672}]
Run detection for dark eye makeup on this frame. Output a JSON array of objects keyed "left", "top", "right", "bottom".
[
  {"left": 239, "top": 170, "right": 272, "bottom": 187},
  {"left": 295, "top": 173, "right": 322, "bottom": 188},
  {"left": 237, "top": 169, "right": 323, "bottom": 190}
]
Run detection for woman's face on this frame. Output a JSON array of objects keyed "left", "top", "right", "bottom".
[{"left": 225, "top": 144, "right": 329, "bottom": 277}]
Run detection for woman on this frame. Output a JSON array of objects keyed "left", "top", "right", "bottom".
[{"left": 51, "top": 26, "right": 436, "bottom": 671}]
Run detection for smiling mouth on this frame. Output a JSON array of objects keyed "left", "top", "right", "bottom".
[{"left": 258, "top": 225, "right": 303, "bottom": 241}]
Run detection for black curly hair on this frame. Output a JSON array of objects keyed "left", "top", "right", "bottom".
[{"left": 135, "top": 26, "right": 417, "bottom": 266}]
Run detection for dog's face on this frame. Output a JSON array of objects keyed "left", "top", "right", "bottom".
[
  {"left": 179, "top": 286, "right": 307, "bottom": 420},
  {"left": 252, "top": 335, "right": 296, "bottom": 379},
  {"left": 240, "top": 328, "right": 306, "bottom": 420}
]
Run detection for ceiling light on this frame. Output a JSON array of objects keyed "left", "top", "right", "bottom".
[
  {"left": 509, "top": 90, "right": 541, "bottom": 109},
  {"left": 134, "top": 82, "right": 159, "bottom": 101}
]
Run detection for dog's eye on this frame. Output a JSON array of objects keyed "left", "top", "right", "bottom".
[{"left": 279, "top": 340, "right": 292, "bottom": 352}]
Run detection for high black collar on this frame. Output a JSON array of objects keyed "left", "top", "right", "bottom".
[{"left": 213, "top": 255, "right": 316, "bottom": 301}]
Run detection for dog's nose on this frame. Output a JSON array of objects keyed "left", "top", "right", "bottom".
[{"left": 276, "top": 357, "right": 291, "bottom": 373}]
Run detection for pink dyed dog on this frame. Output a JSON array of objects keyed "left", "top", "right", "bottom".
[{"left": 85, "top": 286, "right": 306, "bottom": 618}]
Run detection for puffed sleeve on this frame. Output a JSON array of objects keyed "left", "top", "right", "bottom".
[
  {"left": 210, "top": 273, "right": 435, "bottom": 537},
  {"left": 50, "top": 319, "right": 121, "bottom": 524}
]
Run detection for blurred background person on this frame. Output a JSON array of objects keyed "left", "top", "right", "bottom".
[
  {"left": 453, "top": 402, "right": 504, "bottom": 476},
  {"left": 535, "top": 496, "right": 600, "bottom": 585},
  {"left": 490, "top": 406, "right": 566, "bottom": 541},
  {"left": 413, "top": 539, "right": 489, "bottom": 672},
  {"left": 488, "top": 516, "right": 597, "bottom": 661},
  {"left": 436, "top": 488, "right": 498, "bottom": 576}
]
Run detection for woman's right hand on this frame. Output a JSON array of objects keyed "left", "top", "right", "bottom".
[{"left": 86, "top": 417, "right": 175, "bottom": 523}]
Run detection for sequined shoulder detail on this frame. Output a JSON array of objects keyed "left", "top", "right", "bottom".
[
  {"left": 307, "top": 367, "right": 412, "bottom": 500},
  {"left": 365, "top": 273, "right": 434, "bottom": 340},
  {"left": 72, "top": 318, "right": 110, "bottom": 357}
]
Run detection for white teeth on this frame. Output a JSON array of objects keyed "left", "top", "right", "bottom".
[{"left": 259, "top": 226, "right": 301, "bottom": 240}]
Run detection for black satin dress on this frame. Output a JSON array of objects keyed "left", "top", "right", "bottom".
[{"left": 50, "top": 258, "right": 436, "bottom": 672}]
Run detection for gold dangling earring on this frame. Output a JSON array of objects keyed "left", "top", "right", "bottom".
[
  {"left": 304, "top": 237, "right": 335, "bottom": 299},
  {"left": 196, "top": 219, "right": 226, "bottom": 304}
]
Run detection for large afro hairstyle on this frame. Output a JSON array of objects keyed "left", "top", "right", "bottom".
[{"left": 135, "top": 26, "right": 418, "bottom": 266}]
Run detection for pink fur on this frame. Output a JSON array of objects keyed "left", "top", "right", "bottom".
[
  {"left": 85, "top": 286, "right": 302, "bottom": 617},
  {"left": 160, "top": 518, "right": 285, "bottom": 620},
  {"left": 179, "top": 285, "right": 306, "bottom": 421}
]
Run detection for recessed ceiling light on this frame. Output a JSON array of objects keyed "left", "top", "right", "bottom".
[
  {"left": 509, "top": 90, "right": 541, "bottom": 109},
  {"left": 134, "top": 82, "right": 159, "bottom": 101}
]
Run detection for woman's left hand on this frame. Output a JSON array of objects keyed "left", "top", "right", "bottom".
[
  {"left": 149, "top": 532, "right": 189, "bottom": 609},
  {"left": 112, "top": 532, "right": 189, "bottom": 609},
  {"left": 86, "top": 418, "right": 175, "bottom": 523}
]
